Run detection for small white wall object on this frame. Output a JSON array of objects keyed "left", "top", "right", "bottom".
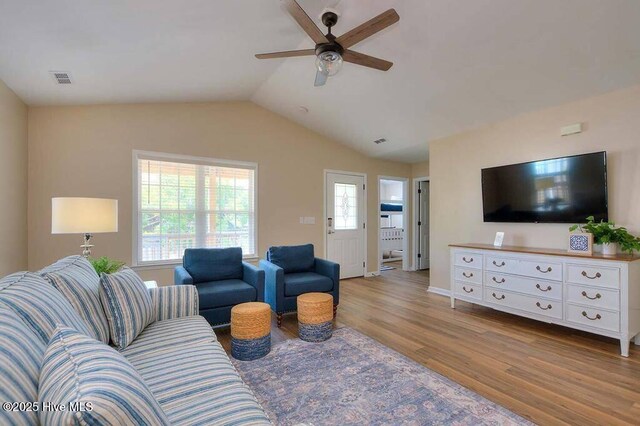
[{"left": 560, "top": 123, "right": 583, "bottom": 136}]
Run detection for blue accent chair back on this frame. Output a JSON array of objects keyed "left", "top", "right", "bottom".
[
  {"left": 174, "top": 247, "right": 265, "bottom": 326},
  {"left": 260, "top": 244, "right": 339, "bottom": 327}
]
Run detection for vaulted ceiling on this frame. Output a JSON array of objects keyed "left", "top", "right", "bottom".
[{"left": 2, "top": 0, "right": 640, "bottom": 163}]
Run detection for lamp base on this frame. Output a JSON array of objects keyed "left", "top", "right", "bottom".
[{"left": 81, "top": 233, "right": 94, "bottom": 257}]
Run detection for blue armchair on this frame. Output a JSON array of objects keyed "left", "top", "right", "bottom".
[
  {"left": 259, "top": 244, "right": 339, "bottom": 327},
  {"left": 174, "top": 247, "right": 265, "bottom": 326}
]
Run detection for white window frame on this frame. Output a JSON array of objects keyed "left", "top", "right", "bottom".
[{"left": 132, "top": 150, "right": 258, "bottom": 267}]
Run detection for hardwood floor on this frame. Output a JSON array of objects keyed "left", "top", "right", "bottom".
[{"left": 216, "top": 268, "right": 640, "bottom": 425}]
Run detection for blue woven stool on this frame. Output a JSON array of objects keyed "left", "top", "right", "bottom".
[
  {"left": 297, "top": 292, "right": 333, "bottom": 342},
  {"left": 231, "top": 302, "right": 271, "bottom": 361}
]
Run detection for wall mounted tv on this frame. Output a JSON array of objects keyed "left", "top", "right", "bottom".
[{"left": 482, "top": 151, "right": 608, "bottom": 223}]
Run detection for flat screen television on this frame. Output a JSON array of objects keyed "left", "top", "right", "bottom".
[{"left": 482, "top": 151, "right": 608, "bottom": 223}]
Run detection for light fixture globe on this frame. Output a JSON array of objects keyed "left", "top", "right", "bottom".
[{"left": 316, "top": 50, "right": 343, "bottom": 76}]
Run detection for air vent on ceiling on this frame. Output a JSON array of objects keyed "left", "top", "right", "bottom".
[
  {"left": 373, "top": 138, "right": 387, "bottom": 144},
  {"left": 50, "top": 71, "right": 72, "bottom": 85}
]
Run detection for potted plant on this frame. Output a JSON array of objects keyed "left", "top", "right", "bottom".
[
  {"left": 570, "top": 216, "right": 640, "bottom": 255},
  {"left": 89, "top": 256, "right": 126, "bottom": 275}
]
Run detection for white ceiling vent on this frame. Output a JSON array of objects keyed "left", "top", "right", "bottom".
[
  {"left": 50, "top": 71, "right": 72, "bottom": 84},
  {"left": 373, "top": 138, "right": 387, "bottom": 144}
]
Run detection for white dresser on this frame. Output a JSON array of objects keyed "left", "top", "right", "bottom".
[{"left": 450, "top": 243, "right": 640, "bottom": 356}]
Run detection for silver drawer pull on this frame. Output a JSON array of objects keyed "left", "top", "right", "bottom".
[
  {"left": 492, "top": 277, "right": 505, "bottom": 284},
  {"left": 536, "top": 284, "right": 552, "bottom": 292},
  {"left": 492, "top": 261, "right": 506, "bottom": 267},
  {"left": 581, "top": 291, "right": 602, "bottom": 300},
  {"left": 536, "top": 302, "right": 552, "bottom": 310},
  {"left": 536, "top": 266, "right": 553, "bottom": 273},
  {"left": 492, "top": 292, "right": 505, "bottom": 300},
  {"left": 582, "top": 311, "right": 602, "bottom": 321},
  {"left": 581, "top": 271, "right": 602, "bottom": 280},
  {"left": 462, "top": 286, "right": 474, "bottom": 293},
  {"left": 462, "top": 257, "right": 474, "bottom": 263},
  {"left": 462, "top": 272, "right": 474, "bottom": 278}
]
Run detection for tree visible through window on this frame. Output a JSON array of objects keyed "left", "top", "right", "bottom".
[{"left": 135, "top": 153, "right": 256, "bottom": 264}]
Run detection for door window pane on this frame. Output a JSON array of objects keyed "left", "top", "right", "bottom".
[{"left": 334, "top": 183, "right": 358, "bottom": 230}]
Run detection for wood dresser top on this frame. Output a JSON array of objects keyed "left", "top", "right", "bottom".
[{"left": 449, "top": 243, "right": 640, "bottom": 262}]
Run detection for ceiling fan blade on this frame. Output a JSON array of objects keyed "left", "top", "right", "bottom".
[
  {"left": 255, "top": 49, "right": 316, "bottom": 59},
  {"left": 314, "top": 70, "right": 328, "bottom": 87},
  {"left": 343, "top": 50, "right": 393, "bottom": 71},
  {"left": 282, "top": 0, "right": 328, "bottom": 45},
  {"left": 336, "top": 9, "right": 399, "bottom": 49}
]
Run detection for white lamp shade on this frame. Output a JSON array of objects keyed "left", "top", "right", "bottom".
[{"left": 52, "top": 197, "right": 118, "bottom": 234}]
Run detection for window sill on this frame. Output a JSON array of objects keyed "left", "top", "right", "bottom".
[{"left": 131, "top": 256, "right": 260, "bottom": 271}]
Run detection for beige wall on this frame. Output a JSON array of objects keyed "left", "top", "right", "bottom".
[
  {"left": 0, "top": 80, "right": 28, "bottom": 276},
  {"left": 429, "top": 85, "right": 640, "bottom": 290},
  {"left": 28, "top": 102, "right": 414, "bottom": 283},
  {"left": 411, "top": 160, "right": 429, "bottom": 178}
]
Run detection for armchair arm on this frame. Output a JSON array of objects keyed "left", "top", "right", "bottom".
[
  {"left": 259, "top": 259, "right": 284, "bottom": 313},
  {"left": 314, "top": 257, "right": 340, "bottom": 305},
  {"left": 174, "top": 266, "right": 194, "bottom": 284},
  {"left": 149, "top": 285, "right": 199, "bottom": 321},
  {"left": 243, "top": 262, "right": 265, "bottom": 302}
]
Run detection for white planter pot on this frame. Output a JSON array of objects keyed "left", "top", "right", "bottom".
[{"left": 602, "top": 243, "right": 619, "bottom": 256}]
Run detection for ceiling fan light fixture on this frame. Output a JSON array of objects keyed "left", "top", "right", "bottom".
[{"left": 316, "top": 50, "right": 343, "bottom": 76}]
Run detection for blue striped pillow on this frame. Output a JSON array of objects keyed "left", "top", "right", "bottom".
[
  {"left": 0, "top": 272, "right": 92, "bottom": 345},
  {"left": 100, "top": 267, "right": 154, "bottom": 350},
  {"left": 39, "top": 255, "right": 110, "bottom": 344},
  {"left": 39, "top": 326, "right": 170, "bottom": 425},
  {"left": 0, "top": 302, "right": 45, "bottom": 426}
]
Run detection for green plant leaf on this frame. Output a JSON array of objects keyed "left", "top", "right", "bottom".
[{"left": 90, "top": 257, "right": 126, "bottom": 275}]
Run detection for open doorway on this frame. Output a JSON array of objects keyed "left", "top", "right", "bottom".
[
  {"left": 413, "top": 178, "right": 430, "bottom": 270},
  {"left": 378, "top": 177, "right": 409, "bottom": 272}
]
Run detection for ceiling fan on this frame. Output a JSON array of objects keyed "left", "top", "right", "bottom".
[{"left": 256, "top": 0, "right": 399, "bottom": 87}]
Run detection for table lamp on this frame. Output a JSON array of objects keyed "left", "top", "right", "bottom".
[{"left": 52, "top": 197, "right": 118, "bottom": 257}]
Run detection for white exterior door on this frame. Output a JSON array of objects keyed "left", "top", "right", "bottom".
[{"left": 326, "top": 172, "right": 366, "bottom": 279}]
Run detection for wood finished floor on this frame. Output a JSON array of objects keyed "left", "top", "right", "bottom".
[{"left": 216, "top": 267, "right": 640, "bottom": 425}]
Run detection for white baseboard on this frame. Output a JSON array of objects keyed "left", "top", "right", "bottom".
[
  {"left": 427, "top": 286, "right": 451, "bottom": 297},
  {"left": 365, "top": 271, "right": 381, "bottom": 278}
]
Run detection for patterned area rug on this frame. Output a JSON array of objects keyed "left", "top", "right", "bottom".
[{"left": 232, "top": 327, "right": 532, "bottom": 425}]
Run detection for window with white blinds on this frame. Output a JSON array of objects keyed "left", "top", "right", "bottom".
[{"left": 134, "top": 152, "right": 257, "bottom": 265}]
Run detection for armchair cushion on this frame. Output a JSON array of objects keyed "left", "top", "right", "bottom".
[
  {"left": 197, "top": 279, "right": 257, "bottom": 309},
  {"left": 268, "top": 244, "right": 315, "bottom": 274},
  {"left": 284, "top": 272, "right": 333, "bottom": 297},
  {"left": 183, "top": 248, "right": 243, "bottom": 282},
  {"left": 149, "top": 285, "right": 199, "bottom": 321}
]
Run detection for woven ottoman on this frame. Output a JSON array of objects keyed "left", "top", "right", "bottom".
[
  {"left": 231, "top": 302, "right": 271, "bottom": 361},
  {"left": 297, "top": 292, "right": 334, "bottom": 342}
]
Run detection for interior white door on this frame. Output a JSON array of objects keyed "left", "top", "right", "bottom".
[
  {"left": 326, "top": 172, "right": 365, "bottom": 279},
  {"left": 418, "top": 181, "right": 430, "bottom": 270}
]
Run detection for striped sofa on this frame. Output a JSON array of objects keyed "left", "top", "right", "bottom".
[{"left": 0, "top": 256, "right": 271, "bottom": 426}]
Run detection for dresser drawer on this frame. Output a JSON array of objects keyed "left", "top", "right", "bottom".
[
  {"left": 454, "top": 267, "right": 482, "bottom": 284},
  {"left": 484, "top": 288, "right": 562, "bottom": 320},
  {"left": 454, "top": 281, "right": 482, "bottom": 301},
  {"left": 567, "top": 264, "right": 620, "bottom": 289},
  {"left": 484, "top": 272, "right": 561, "bottom": 301},
  {"left": 518, "top": 259, "right": 562, "bottom": 281},
  {"left": 454, "top": 252, "right": 483, "bottom": 269},
  {"left": 566, "top": 304, "right": 620, "bottom": 333},
  {"left": 566, "top": 284, "right": 620, "bottom": 311},
  {"left": 485, "top": 255, "right": 518, "bottom": 274}
]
